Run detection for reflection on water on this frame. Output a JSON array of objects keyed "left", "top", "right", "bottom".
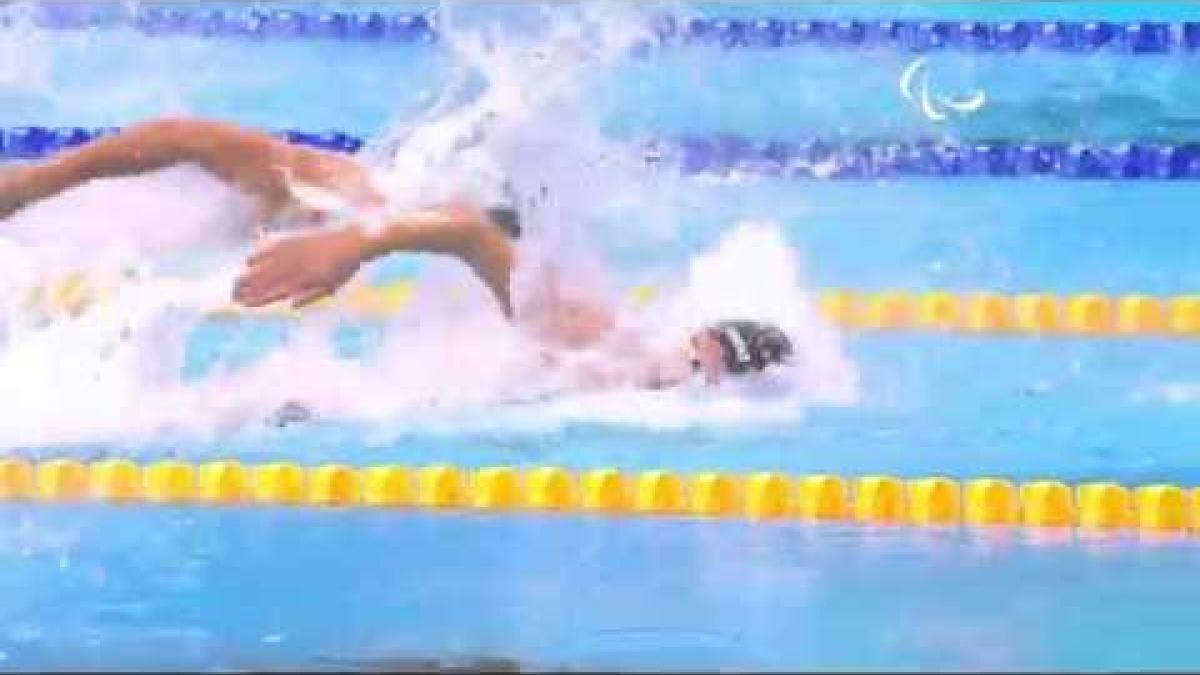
[{"left": 2, "top": 507, "right": 1200, "bottom": 671}]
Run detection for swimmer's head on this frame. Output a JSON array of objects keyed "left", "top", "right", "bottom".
[
  {"left": 689, "top": 320, "right": 793, "bottom": 383},
  {"left": 488, "top": 180, "right": 552, "bottom": 240},
  {"left": 484, "top": 206, "right": 522, "bottom": 239}
]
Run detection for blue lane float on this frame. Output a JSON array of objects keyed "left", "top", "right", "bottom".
[
  {"left": 7, "top": 6, "right": 1199, "bottom": 55},
  {"left": 3, "top": 126, "right": 1200, "bottom": 180}
]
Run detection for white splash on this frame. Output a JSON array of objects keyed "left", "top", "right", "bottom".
[
  {"left": 0, "top": 0, "right": 858, "bottom": 447},
  {"left": 651, "top": 220, "right": 858, "bottom": 407},
  {"left": 0, "top": 2, "right": 53, "bottom": 96},
  {"left": 1131, "top": 382, "right": 1200, "bottom": 406}
]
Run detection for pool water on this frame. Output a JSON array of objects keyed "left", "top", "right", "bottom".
[
  {"left": 6, "top": 507, "right": 1197, "bottom": 672},
  {"left": 4, "top": 1, "right": 1200, "bottom": 671}
]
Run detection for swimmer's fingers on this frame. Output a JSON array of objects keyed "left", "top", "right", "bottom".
[
  {"left": 244, "top": 247, "right": 270, "bottom": 267},
  {"left": 245, "top": 230, "right": 313, "bottom": 265},
  {"left": 233, "top": 270, "right": 293, "bottom": 307},
  {"left": 291, "top": 285, "right": 333, "bottom": 310},
  {"left": 238, "top": 284, "right": 298, "bottom": 308},
  {"left": 245, "top": 239, "right": 290, "bottom": 267},
  {"left": 236, "top": 257, "right": 329, "bottom": 308},
  {"left": 231, "top": 272, "right": 270, "bottom": 305},
  {"left": 233, "top": 255, "right": 298, "bottom": 305}
]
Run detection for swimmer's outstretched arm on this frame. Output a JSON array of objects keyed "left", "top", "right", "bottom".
[
  {"left": 234, "top": 204, "right": 632, "bottom": 354},
  {"left": 233, "top": 204, "right": 516, "bottom": 317},
  {"left": 0, "top": 117, "right": 380, "bottom": 222}
]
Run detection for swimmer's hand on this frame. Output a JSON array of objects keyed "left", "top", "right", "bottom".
[{"left": 233, "top": 226, "right": 368, "bottom": 308}]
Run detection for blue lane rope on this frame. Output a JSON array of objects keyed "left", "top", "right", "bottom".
[
  {"left": 3, "top": 126, "right": 1200, "bottom": 180},
  {"left": 7, "top": 6, "right": 1198, "bottom": 55}
]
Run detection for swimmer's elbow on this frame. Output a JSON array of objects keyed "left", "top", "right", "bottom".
[
  {"left": 139, "top": 117, "right": 197, "bottom": 136},
  {"left": 129, "top": 117, "right": 207, "bottom": 150},
  {"left": 131, "top": 117, "right": 270, "bottom": 159}
]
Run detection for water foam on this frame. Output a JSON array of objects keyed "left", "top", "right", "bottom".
[{"left": 0, "top": 0, "right": 859, "bottom": 447}]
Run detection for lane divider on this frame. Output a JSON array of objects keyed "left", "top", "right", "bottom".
[
  {"left": 18, "top": 7, "right": 1198, "bottom": 55},
  {"left": 6, "top": 127, "right": 1200, "bottom": 179},
  {"left": 24, "top": 277, "right": 1200, "bottom": 340},
  {"left": 816, "top": 290, "right": 1200, "bottom": 337},
  {"left": 4, "top": 458, "right": 1198, "bottom": 535},
  {"left": 213, "top": 286, "right": 1200, "bottom": 339}
]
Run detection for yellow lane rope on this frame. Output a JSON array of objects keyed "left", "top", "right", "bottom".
[
  {"left": 219, "top": 286, "right": 1200, "bottom": 338},
  {"left": 816, "top": 290, "right": 1200, "bottom": 337},
  {"left": 5, "top": 458, "right": 1197, "bottom": 535},
  {"left": 26, "top": 274, "right": 1200, "bottom": 338}
]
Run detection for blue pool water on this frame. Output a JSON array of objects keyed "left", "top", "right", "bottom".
[
  {"left": 5, "top": 1, "right": 1200, "bottom": 671},
  {"left": 5, "top": 506, "right": 1199, "bottom": 672}
]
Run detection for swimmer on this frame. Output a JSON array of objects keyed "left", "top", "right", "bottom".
[
  {"left": 0, "top": 118, "right": 519, "bottom": 316},
  {"left": 0, "top": 117, "right": 794, "bottom": 392}
]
